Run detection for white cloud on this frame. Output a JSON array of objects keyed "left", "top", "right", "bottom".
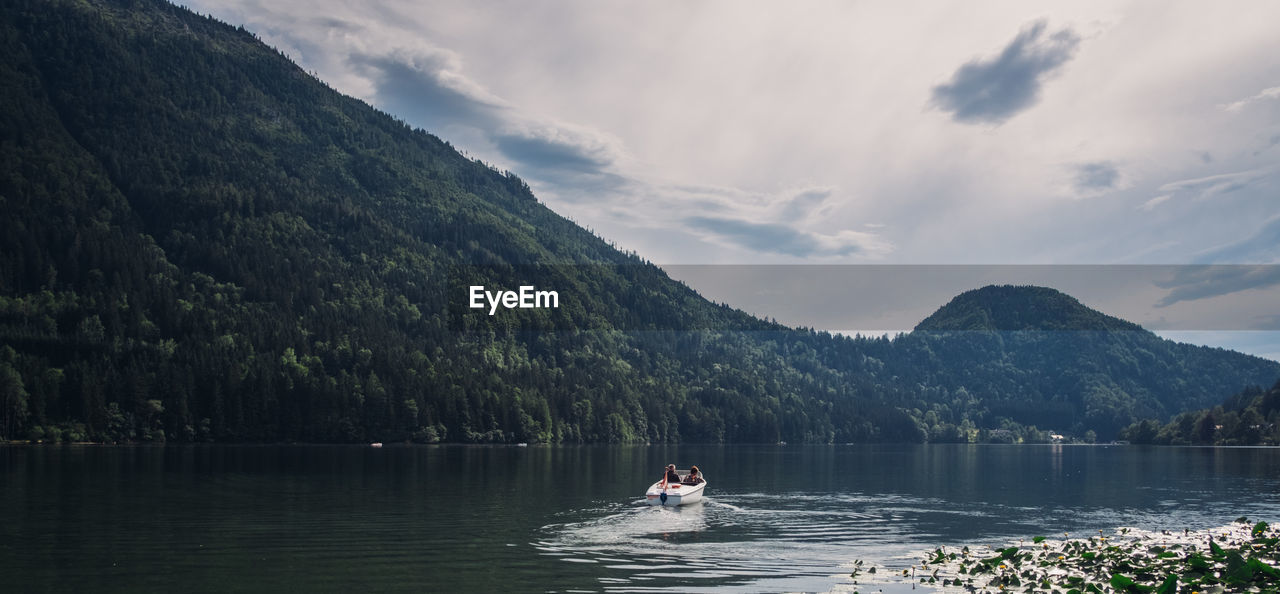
[
  {"left": 1220, "top": 86, "right": 1280, "bottom": 112},
  {"left": 684, "top": 216, "right": 892, "bottom": 259},
  {"left": 1156, "top": 168, "right": 1272, "bottom": 201},
  {"left": 1194, "top": 213, "right": 1280, "bottom": 264},
  {"left": 1137, "top": 194, "right": 1171, "bottom": 211}
]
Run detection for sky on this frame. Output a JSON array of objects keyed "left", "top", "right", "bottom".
[{"left": 182, "top": 0, "right": 1280, "bottom": 359}]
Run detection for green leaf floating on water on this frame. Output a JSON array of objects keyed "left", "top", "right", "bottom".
[
  {"left": 1109, "top": 573, "right": 1161, "bottom": 593},
  {"left": 1033, "top": 536, "right": 1046, "bottom": 544},
  {"left": 1253, "top": 521, "right": 1269, "bottom": 537},
  {"left": 1110, "top": 574, "right": 1135, "bottom": 589},
  {"left": 1210, "top": 538, "right": 1226, "bottom": 557},
  {"left": 1154, "top": 574, "right": 1177, "bottom": 594}
]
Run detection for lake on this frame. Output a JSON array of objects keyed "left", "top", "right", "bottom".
[{"left": 2, "top": 444, "right": 1278, "bottom": 592}]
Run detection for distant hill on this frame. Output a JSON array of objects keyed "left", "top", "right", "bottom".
[
  {"left": 1, "top": 0, "right": 1276, "bottom": 444},
  {"left": 916, "top": 285, "right": 1143, "bottom": 332},
  {"left": 886, "top": 286, "right": 1278, "bottom": 438}
]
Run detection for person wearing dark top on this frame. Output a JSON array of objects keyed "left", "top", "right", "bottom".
[
  {"left": 682, "top": 465, "right": 703, "bottom": 485},
  {"left": 663, "top": 464, "right": 681, "bottom": 484}
]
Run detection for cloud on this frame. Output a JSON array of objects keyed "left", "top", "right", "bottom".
[
  {"left": 1157, "top": 167, "right": 1271, "bottom": 201},
  {"left": 1220, "top": 85, "right": 1280, "bottom": 112},
  {"left": 182, "top": 0, "right": 1275, "bottom": 274},
  {"left": 1149, "top": 214, "right": 1280, "bottom": 306},
  {"left": 492, "top": 120, "right": 623, "bottom": 174},
  {"left": 350, "top": 49, "right": 632, "bottom": 184},
  {"left": 1155, "top": 265, "right": 1280, "bottom": 307},
  {"left": 1194, "top": 212, "right": 1280, "bottom": 263},
  {"left": 1137, "top": 194, "right": 1171, "bottom": 211},
  {"left": 1072, "top": 161, "right": 1121, "bottom": 192},
  {"left": 776, "top": 188, "right": 834, "bottom": 222},
  {"left": 353, "top": 51, "right": 505, "bottom": 131},
  {"left": 684, "top": 216, "right": 888, "bottom": 258},
  {"left": 931, "top": 20, "right": 1081, "bottom": 125},
  {"left": 492, "top": 133, "right": 608, "bottom": 172}
]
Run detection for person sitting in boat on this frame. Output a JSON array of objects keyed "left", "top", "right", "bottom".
[
  {"left": 663, "top": 463, "right": 681, "bottom": 484},
  {"left": 682, "top": 465, "right": 704, "bottom": 485}
]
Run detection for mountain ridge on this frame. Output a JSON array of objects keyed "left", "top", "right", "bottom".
[{"left": 1, "top": 0, "right": 1277, "bottom": 444}]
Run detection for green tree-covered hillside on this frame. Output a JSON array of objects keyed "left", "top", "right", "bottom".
[
  {"left": 1121, "top": 379, "right": 1280, "bottom": 446},
  {"left": 1, "top": 0, "right": 1276, "bottom": 444}
]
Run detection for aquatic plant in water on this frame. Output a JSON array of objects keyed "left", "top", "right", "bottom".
[{"left": 845, "top": 518, "right": 1279, "bottom": 593}]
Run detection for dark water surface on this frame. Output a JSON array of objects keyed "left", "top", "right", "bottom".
[{"left": 3, "top": 444, "right": 1278, "bottom": 592}]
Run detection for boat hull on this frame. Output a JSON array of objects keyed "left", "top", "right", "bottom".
[{"left": 644, "top": 480, "right": 706, "bottom": 506}]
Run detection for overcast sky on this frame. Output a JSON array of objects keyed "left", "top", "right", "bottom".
[{"left": 182, "top": 0, "right": 1280, "bottom": 358}]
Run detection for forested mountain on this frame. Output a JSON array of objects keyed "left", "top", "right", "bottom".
[
  {"left": 1, "top": 0, "right": 1276, "bottom": 445},
  {"left": 880, "top": 286, "right": 1280, "bottom": 439}
]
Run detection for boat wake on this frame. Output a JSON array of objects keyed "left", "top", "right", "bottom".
[{"left": 534, "top": 492, "right": 933, "bottom": 592}]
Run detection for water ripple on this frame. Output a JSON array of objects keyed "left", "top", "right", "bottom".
[{"left": 537, "top": 492, "right": 931, "bottom": 592}]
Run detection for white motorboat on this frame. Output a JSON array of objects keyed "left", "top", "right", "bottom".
[{"left": 644, "top": 471, "right": 707, "bottom": 506}]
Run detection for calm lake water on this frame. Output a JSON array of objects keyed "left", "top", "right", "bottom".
[{"left": 2, "top": 444, "right": 1279, "bottom": 592}]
